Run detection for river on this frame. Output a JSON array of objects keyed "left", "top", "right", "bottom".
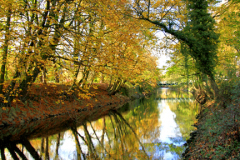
[{"left": 0, "top": 87, "right": 199, "bottom": 160}]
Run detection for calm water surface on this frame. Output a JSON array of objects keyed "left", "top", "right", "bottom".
[{"left": 0, "top": 88, "right": 199, "bottom": 160}]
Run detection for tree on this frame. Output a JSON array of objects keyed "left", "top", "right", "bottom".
[
  {"left": 0, "top": 0, "right": 159, "bottom": 107},
  {"left": 216, "top": 0, "right": 240, "bottom": 79},
  {"left": 164, "top": 42, "right": 198, "bottom": 87},
  {"left": 0, "top": 4, "right": 11, "bottom": 95},
  {"left": 131, "top": 0, "right": 220, "bottom": 99}
]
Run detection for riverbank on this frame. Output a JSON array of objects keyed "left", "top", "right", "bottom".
[
  {"left": 0, "top": 83, "right": 148, "bottom": 127},
  {"left": 183, "top": 88, "right": 240, "bottom": 159}
]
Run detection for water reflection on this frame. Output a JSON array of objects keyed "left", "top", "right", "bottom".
[
  {"left": 0, "top": 88, "right": 199, "bottom": 160},
  {"left": 0, "top": 110, "right": 151, "bottom": 160},
  {"left": 153, "top": 88, "right": 198, "bottom": 159}
]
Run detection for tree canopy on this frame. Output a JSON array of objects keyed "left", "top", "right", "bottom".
[
  {"left": 0, "top": 0, "right": 160, "bottom": 107},
  {"left": 0, "top": 0, "right": 239, "bottom": 107}
]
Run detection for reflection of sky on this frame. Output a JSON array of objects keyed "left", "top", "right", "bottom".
[
  {"left": 18, "top": 88, "right": 194, "bottom": 160},
  {"left": 58, "top": 125, "right": 104, "bottom": 160},
  {"left": 159, "top": 100, "right": 182, "bottom": 144},
  {"left": 148, "top": 88, "right": 188, "bottom": 159},
  {"left": 156, "top": 100, "right": 185, "bottom": 160},
  {"left": 59, "top": 131, "right": 76, "bottom": 160},
  {"left": 56, "top": 98, "right": 188, "bottom": 160}
]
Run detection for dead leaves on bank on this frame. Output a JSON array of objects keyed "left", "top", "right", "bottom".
[
  {"left": 0, "top": 83, "right": 129, "bottom": 127},
  {"left": 185, "top": 100, "right": 240, "bottom": 159}
]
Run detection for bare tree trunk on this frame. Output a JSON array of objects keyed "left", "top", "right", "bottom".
[
  {"left": 208, "top": 76, "right": 220, "bottom": 100},
  {"left": 69, "top": 64, "right": 81, "bottom": 91},
  {"left": 101, "top": 73, "right": 105, "bottom": 83},
  {"left": 53, "top": 59, "right": 60, "bottom": 83},
  {"left": 0, "top": 8, "right": 11, "bottom": 94},
  {"left": 55, "top": 71, "right": 59, "bottom": 83},
  {"left": 42, "top": 68, "right": 47, "bottom": 84},
  {"left": 89, "top": 72, "right": 96, "bottom": 89}
]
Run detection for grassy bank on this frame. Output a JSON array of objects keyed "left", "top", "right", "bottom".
[{"left": 183, "top": 80, "right": 240, "bottom": 159}]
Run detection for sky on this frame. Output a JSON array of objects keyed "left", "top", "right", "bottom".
[
  {"left": 157, "top": 54, "right": 171, "bottom": 69},
  {"left": 154, "top": 30, "right": 172, "bottom": 72}
]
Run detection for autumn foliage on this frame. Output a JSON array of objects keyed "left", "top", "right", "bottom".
[{"left": 0, "top": 0, "right": 159, "bottom": 108}]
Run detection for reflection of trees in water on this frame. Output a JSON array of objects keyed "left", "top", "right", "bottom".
[
  {"left": 156, "top": 88, "right": 191, "bottom": 99},
  {"left": 0, "top": 137, "right": 41, "bottom": 160},
  {"left": 157, "top": 88, "right": 198, "bottom": 141},
  {"left": 0, "top": 135, "right": 63, "bottom": 160},
  {"left": 39, "top": 137, "right": 50, "bottom": 160},
  {"left": 0, "top": 110, "right": 149, "bottom": 160},
  {"left": 54, "top": 133, "right": 61, "bottom": 160},
  {"left": 0, "top": 95, "right": 160, "bottom": 160},
  {"left": 126, "top": 95, "right": 160, "bottom": 142},
  {"left": 70, "top": 110, "right": 149, "bottom": 160},
  {"left": 114, "top": 96, "right": 160, "bottom": 159},
  {"left": 168, "top": 100, "right": 199, "bottom": 140},
  {"left": 39, "top": 135, "right": 59, "bottom": 160}
]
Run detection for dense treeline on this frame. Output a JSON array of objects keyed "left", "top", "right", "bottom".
[
  {"left": 1, "top": 0, "right": 239, "bottom": 108},
  {"left": 162, "top": 0, "right": 240, "bottom": 101},
  {"left": 0, "top": 0, "right": 160, "bottom": 107},
  {"left": 159, "top": 1, "right": 240, "bottom": 158}
]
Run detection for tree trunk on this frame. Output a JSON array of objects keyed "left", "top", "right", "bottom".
[
  {"left": 0, "top": 8, "right": 11, "bottom": 94},
  {"left": 208, "top": 76, "right": 220, "bottom": 100},
  {"left": 42, "top": 68, "right": 47, "bottom": 84},
  {"left": 101, "top": 73, "right": 105, "bottom": 83}
]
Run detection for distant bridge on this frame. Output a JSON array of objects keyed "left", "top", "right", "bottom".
[
  {"left": 157, "top": 82, "right": 178, "bottom": 86},
  {"left": 155, "top": 97, "right": 194, "bottom": 101}
]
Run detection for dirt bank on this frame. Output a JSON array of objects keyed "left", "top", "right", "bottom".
[{"left": 0, "top": 83, "right": 132, "bottom": 127}]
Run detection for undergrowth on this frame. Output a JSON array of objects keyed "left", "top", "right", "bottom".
[{"left": 184, "top": 78, "right": 240, "bottom": 159}]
